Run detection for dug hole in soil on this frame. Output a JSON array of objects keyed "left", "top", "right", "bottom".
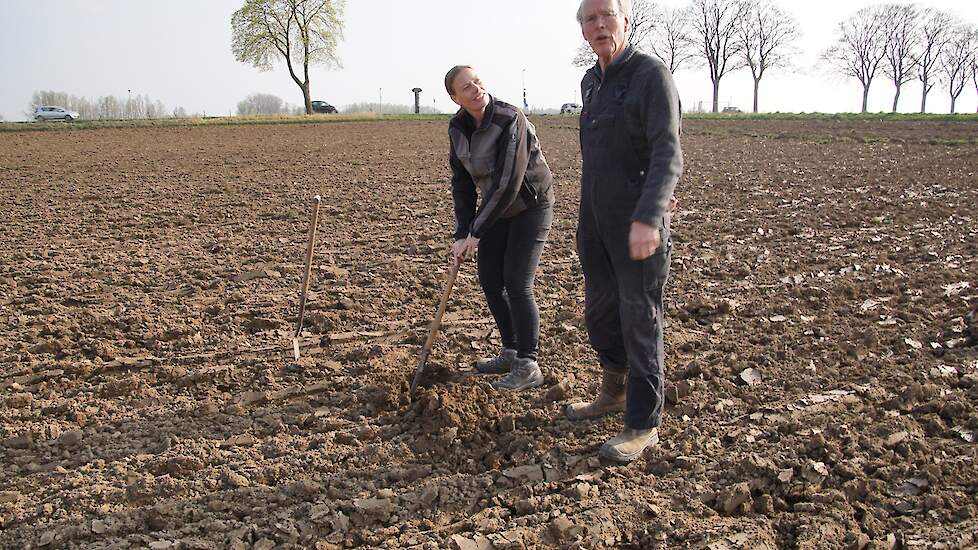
[{"left": 1, "top": 118, "right": 977, "bottom": 549}]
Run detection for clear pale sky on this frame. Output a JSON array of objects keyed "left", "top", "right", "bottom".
[{"left": 1, "top": 0, "right": 976, "bottom": 121}]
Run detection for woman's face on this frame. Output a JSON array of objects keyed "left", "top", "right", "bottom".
[{"left": 450, "top": 68, "right": 490, "bottom": 114}]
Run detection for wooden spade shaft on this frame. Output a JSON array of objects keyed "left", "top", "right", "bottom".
[
  {"left": 293, "top": 196, "right": 322, "bottom": 355},
  {"left": 410, "top": 257, "right": 461, "bottom": 397}
]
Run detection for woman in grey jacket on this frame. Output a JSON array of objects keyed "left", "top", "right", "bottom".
[{"left": 445, "top": 65, "right": 555, "bottom": 391}]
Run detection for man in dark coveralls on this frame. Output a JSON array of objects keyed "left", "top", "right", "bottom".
[{"left": 565, "top": 0, "right": 683, "bottom": 463}]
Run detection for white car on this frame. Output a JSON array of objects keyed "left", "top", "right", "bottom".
[
  {"left": 34, "top": 106, "right": 80, "bottom": 122},
  {"left": 560, "top": 102, "right": 582, "bottom": 114}
]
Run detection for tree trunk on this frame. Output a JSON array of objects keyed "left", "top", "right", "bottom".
[
  {"left": 302, "top": 81, "right": 312, "bottom": 115},
  {"left": 753, "top": 78, "right": 760, "bottom": 113},
  {"left": 283, "top": 55, "right": 308, "bottom": 115},
  {"left": 861, "top": 85, "right": 869, "bottom": 113},
  {"left": 302, "top": 59, "right": 313, "bottom": 115},
  {"left": 712, "top": 80, "right": 720, "bottom": 113},
  {"left": 920, "top": 80, "right": 928, "bottom": 113},
  {"left": 892, "top": 85, "right": 901, "bottom": 113},
  {"left": 950, "top": 95, "right": 956, "bottom": 114}
]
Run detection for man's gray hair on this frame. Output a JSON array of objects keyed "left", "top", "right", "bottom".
[{"left": 576, "top": 0, "right": 632, "bottom": 24}]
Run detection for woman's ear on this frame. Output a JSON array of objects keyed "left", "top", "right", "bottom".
[{"left": 449, "top": 94, "right": 461, "bottom": 107}]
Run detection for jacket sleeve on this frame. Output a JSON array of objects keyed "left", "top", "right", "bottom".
[
  {"left": 631, "top": 63, "right": 683, "bottom": 227},
  {"left": 468, "top": 111, "right": 529, "bottom": 238},
  {"left": 449, "top": 136, "right": 477, "bottom": 241}
]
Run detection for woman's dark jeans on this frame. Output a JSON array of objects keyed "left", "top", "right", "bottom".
[{"left": 477, "top": 203, "right": 553, "bottom": 361}]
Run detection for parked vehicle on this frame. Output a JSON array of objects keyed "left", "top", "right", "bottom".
[
  {"left": 560, "top": 102, "right": 582, "bottom": 114},
  {"left": 311, "top": 101, "right": 338, "bottom": 114},
  {"left": 34, "top": 106, "right": 80, "bottom": 122},
  {"left": 722, "top": 106, "right": 742, "bottom": 113}
]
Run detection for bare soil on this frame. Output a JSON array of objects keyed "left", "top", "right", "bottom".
[{"left": 1, "top": 117, "right": 976, "bottom": 549}]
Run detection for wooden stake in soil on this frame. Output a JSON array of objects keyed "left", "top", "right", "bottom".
[
  {"left": 410, "top": 257, "right": 461, "bottom": 399},
  {"left": 293, "top": 195, "right": 322, "bottom": 360}
]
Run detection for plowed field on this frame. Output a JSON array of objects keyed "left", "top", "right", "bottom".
[{"left": 1, "top": 117, "right": 976, "bottom": 549}]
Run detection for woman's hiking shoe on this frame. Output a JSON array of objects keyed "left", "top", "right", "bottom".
[
  {"left": 491, "top": 358, "right": 544, "bottom": 391},
  {"left": 475, "top": 347, "right": 517, "bottom": 374}
]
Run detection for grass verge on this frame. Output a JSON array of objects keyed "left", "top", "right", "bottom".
[{"left": 3, "top": 111, "right": 976, "bottom": 133}]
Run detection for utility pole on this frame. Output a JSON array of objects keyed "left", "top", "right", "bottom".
[
  {"left": 379, "top": 88, "right": 383, "bottom": 114},
  {"left": 522, "top": 69, "right": 528, "bottom": 111},
  {"left": 127, "top": 89, "right": 132, "bottom": 119}
]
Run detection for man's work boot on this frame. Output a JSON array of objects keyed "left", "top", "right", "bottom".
[
  {"left": 565, "top": 369, "right": 626, "bottom": 420},
  {"left": 492, "top": 357, "right": 544, "bottom": 391},
  {"left": 599, "top": 427, "right": 659, "bottom": 463},
  {"left": 475, "top": 347, "right": 517, "bottom": 374}
]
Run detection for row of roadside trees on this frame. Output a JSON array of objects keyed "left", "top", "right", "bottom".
[
  {"left": 576, "top": 0, "right": 977, "bottom": 114},
  {"left": 236, "top": 93, "right": 303, "bottom": 116},
  {"left": 27, "top": 91, "right": 190, "bottom": 120},
  {"left": 822, "top": 4, "right": 977, "bottom": 113},
  {"left": 236, "top": 94, "right": 443, "bottom": 115}
]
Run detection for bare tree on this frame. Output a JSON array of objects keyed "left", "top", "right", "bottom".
[
  {"left": 915, "top": 8, "right": 954, "bottom": 113},
  {"left": 74, "top": 97, "right": 95, "bottom": 120},
  {"left": 973, "top": 56, "right": 978, "bottom": 114},
  {"left": 737, "top": 0, "right": 800, "bottom": 113},
  {"left": 573, "top": 0, "right": 659, "bottom": 68},
  {"left": 132, "top": 95, "right": 148, "bottom": 119},
  {"left": 821, "top": 6, "right": 889, "bottom": 113},
  {"left": 940, "top": 24, "right": 977, "bottom": 114},
  {"left": 690, "top": 0, "right": 749, "bottom": 113},
  {"left": 649, "top": 6, "right": 698, "bottom": 73},
  {"left": 237, "top": 93, "right": 287, "bottom": 115},
  {"left": 97, "top": 96, "right": 121, "bottom": 119},
  {"left": 145, "top": 100, "right": 167, "bottom": 119},
  {"left": 880, "top": 3, "right": 920, "bottom": 113},
  {"left": 232, "top": 0, "right": 344, "bottom": 115}
]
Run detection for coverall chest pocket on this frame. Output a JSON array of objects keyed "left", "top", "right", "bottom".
[
  {"left": 581, "top": 83, "right": 627, "bottom": 138},
  {"left": 581, "top": 112, "right": 616, "bottom": 130}
]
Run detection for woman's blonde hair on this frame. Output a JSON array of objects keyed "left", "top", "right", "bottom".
[{"left": 444, "top": 65, "right": 473, "bottom": 96}]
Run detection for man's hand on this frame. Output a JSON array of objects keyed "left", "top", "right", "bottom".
[
  {"left": 628, "top": 221, "right": 661, "bottom": 261},
  {"left": 451, "top": 236, "right": 479, "bottom": 260}
]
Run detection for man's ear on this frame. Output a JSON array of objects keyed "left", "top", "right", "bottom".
[
  {"left": 623, "top": 15, "right": 630, "bottom": 34},
  {"left": 449, "top": 94, "right": 461, "bottom": 107}
]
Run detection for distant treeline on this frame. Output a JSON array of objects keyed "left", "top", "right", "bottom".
[
  {"left": 236, "top": 95, "right": 442, "bottom": 116},
  {"left": 236, "top": 93, "right": 304, "bottom": 116},
  {"left": 343, "top": 102, "right": 440, "bottom": 115},
  {"left": 28, "top": 90, "right": 192, "bottom": 120}
]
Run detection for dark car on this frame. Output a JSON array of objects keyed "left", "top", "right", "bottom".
[{"left": 311, "top": 101, "right": 338, "bottom": 114}]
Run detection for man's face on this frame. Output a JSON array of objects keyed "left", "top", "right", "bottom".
[
  {"left": 450, "top": 68, "right": 490, "bottom": 113},
  {"left": 580, "top": 0, "right": 629, "bottom": 63}
]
